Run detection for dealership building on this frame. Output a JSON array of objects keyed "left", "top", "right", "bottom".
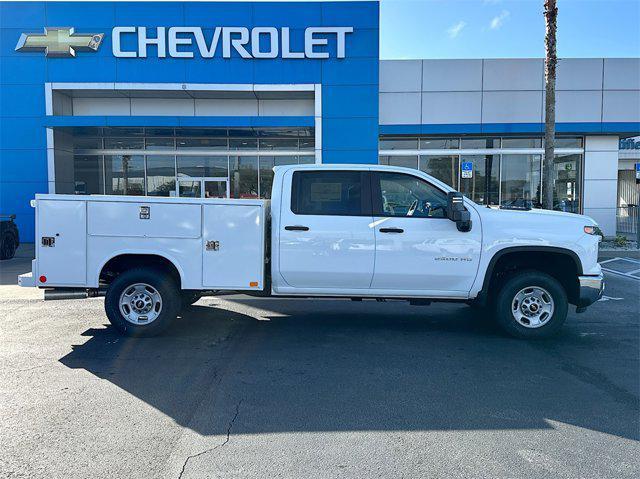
[{"left": 1, "top": 0, "right": 639, "bottom": 241}]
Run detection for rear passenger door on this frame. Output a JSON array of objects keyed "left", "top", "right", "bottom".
[{"left": 278, "top": 169, "right": 375, "bottom": 290}]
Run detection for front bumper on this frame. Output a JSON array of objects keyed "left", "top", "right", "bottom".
[{"left": 577, "top": 273, "right": 604, "bottom": 308}]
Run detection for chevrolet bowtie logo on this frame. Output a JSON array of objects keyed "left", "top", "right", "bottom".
[{"left": 15, "top": 27, "right": 104, "bottom": 57}]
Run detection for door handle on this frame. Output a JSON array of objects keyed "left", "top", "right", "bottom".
[
  {"left": 284, "top": 225, "right": 309, "bottom": 231},
  {"left": 379, "top": 227, "right": 404, "bottom": 234}
]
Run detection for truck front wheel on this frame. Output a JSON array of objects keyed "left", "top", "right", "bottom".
[
  {"left": 104, "top": 268, "right": 180, "bottom": 336},
  {"left": 494, "top": 270, "right": 568, "bottom": 339}
]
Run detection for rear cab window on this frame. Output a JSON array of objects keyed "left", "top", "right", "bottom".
[{"left": 291, "top": 171, "right": 371, "bottom": 216}]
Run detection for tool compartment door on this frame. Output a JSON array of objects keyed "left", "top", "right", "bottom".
[
  {"left": 37, "top": 200, "right": 87, "bottom": 285},
  {"left": 202, "top": 204, "right": 264, "bottom": 290}
]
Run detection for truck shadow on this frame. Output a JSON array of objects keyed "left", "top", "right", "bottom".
[{"left": 59, "top": 299, "right": 639, "bottom": 441}]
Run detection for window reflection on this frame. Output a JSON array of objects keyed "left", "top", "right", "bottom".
[
  {"left": 230, "top": 156, "right": 259, "bottom": 199},
  {"left": 459, "top": 155, "right": 500, "bottom": 206},
  {"left": 419, "top": 155, "right": 459, "bottom": 188},
  {"left": 177, "top": 156, "right": 228, "bottom": 178},
  {"left": 146, "top": 156, "right": 176, "bottom": 196},
  {"left": 105, "top": 155, "right": 145, "bottom": 196},
  {"left": 553, "top": 153, "right": 581, "bottom": 213},
  {"left": 500, "top": 155, "right": 542, "bottom": 209},
  {"left": 73, "top": 155, "right": 104, "bottom": 195},
  {"left": 379, "top": 155, "right": 418, "bottom": 169}
]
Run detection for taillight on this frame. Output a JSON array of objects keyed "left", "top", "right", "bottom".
[{"left": 39, "top": 275, "right": 47, "bottom": 283}]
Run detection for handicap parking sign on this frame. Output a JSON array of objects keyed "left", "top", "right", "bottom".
[
  {"left": 461, "top": 161, "right": 473, "bottom": 179},
  {"left": 636, "top": 163, "right": 640, "bottom": 182}
]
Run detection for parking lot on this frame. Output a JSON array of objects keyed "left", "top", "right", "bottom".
[{"left": 1, "top": 249, "right": 638, "bottom": 478}]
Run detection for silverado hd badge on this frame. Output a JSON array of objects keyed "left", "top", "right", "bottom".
[{"left": 15, "top": 27, "right": 104, "bottom": 57}]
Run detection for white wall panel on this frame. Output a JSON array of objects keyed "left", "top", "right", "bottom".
[
  {"left": 380, "top": 60, "right": 422, "bottom": 92},
  {"left": 556, "top": 58, "right": 603, "bottom": 90},
  {"left": 583, "top": 179, "right": 618, "bottom": 209},
  {"left": 585, "top": 135, "right": 619, "bottom": 152},
  {"left": 482, "top": 91, "right": 543, "bottom": 123},
  {"left": 421, "top": 91, "right": 481, "bottom": 124},
  {"left": 195, "top": 99, "right": 258, "bottom": 116},
  {"left": 422, "top": 59, "right": 482, "bottom": 92},
  {"left": 554, "top": 90, "right": 602, "bottom": 122},
  {"left": 603, "top": 58, "right": 640, "bottom": 90},
  {"left": 583, "top": 152, "right": 619, "bottom": 180},
  {"left": 482, "top": 59, "right": 543, "bottom": 91},
  {"left": 259, "top": 99, "right": 315, "bottom": 116},
  {"left": 130, "top": 98, "right": 195, "bottom": 116},
  {"left": 602, "top": 90, "right": 640, "bottom": 122},
  {"left": 73, "top": 97, "right": 131, "bottom": 116},
  {"left": 582, "top": 136, "right": 618, "bottom": 235},
  {"left": 583, "top": 208, "right": 617, "bottom": 236},
  {"left": 379, "top": 92, "right": 421, "bottom": 124}
]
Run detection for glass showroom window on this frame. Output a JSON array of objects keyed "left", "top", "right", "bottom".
[
  {"left": 379, "top": 137, "right": 418, "bottom": 150},
  {"left": 500, "top": 155, "right": 542, "bottom": 208},
  {"left": 146, "top": 155, "right": 176, "bottom": 196},
  {"left": 379, "top": 155, "right": 419, "bottom": 169},
  {"left": 419, "top": 156, "right": 459, "bottom": 189},
  {"left": 552, "top": 153, "right": 581, "bottom": 213},
  {"left": 419, "top": 138, "right": 459, "bottom": 150},
  {"left": 230, "top": 156, "right": 259, "bottom": 199},
  {"left": 460, "top": 137, "right": 500, "bottom": 149},
  {"left": 459, "top": 155, "right": 500, "bottom": 206},
  {"left": 104, "top": 155, "right": 145, "bottom": 196},
  {"left": 379, "top": 135, "right": 584, "bottom": 212},
  {"left": 177, "top": 156, "right": 228, "bottom": 178},
  {"left": 73, "top": 155, "right": 104, "bottom": 195}
]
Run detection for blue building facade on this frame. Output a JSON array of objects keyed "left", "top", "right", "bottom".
[{"left": 0, "top": 1, "right": 379, "bottom": 240}]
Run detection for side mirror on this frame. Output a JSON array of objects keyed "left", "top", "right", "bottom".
[{"left": 446, "top": 192, "right": 472, "bottom": 232}]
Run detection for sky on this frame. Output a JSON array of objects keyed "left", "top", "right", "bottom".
[{"left": 379, "top": 0, "right": 640, "bottom": 59}]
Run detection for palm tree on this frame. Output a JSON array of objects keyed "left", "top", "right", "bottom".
[{"left": 543, "top": 0, "right": 558, "bottom": 209}]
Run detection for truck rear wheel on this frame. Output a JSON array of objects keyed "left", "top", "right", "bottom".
[
  {"left": 494, "top": 270, "right": 568, "bottom": 339},
  {"left": 104, "top": 268, "right": 180, "bottom": 337}
]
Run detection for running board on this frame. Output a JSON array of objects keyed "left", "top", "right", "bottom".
[{"left": 44, "top": 289, "right": 105, "bottom": 301}]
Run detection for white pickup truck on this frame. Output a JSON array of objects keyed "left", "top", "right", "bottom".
[{"left": 19, "top": 164, "right": 604, "bottom": 339}]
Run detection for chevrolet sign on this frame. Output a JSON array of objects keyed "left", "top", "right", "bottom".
[
  {"left": 15, "top": 27, "right": 104, "bottom": 57},
  {"left": 16, "top": 26, "right": 353, "bottom": 59}
]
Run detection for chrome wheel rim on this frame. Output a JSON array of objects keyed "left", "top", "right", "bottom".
[
  {"left": 119, "top": 283, "right": 162, "bottom": 325},
  {"left": 511, "top": 286, "right": 554, "bottom": 328}
]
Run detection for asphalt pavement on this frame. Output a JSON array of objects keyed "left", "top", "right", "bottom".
[{"left": 0, "top": 251, "right": 638, "bottom": 478}]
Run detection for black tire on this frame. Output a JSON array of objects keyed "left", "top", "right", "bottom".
[
  {"left": 104, "top": 268, "right": 181, "bottom": 337},
  {"left": 181, "top": 291, "right": 202, "bottom": 308},
  {"left": 0, "top": 233, "right": 17, "bottom": 260},
  {"left": 494, "top": 270, "right": 568, "bottom": 339}
]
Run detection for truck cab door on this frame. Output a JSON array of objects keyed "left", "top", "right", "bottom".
[
  {"left": 369, "top": 171, "right": 482, "bottom": 296},
  {"left": 276, "top": 169, "right": 375, "bottom": 291}
]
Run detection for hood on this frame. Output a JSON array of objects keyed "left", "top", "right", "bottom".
[{"left": 474, "top": 205, "right": 597, "bottom": 228}]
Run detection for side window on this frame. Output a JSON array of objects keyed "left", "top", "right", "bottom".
[
  {"left": 374, "top": 172, "right": 448, "bottom": 218},
  {"left": 291, "top": 171, "right": 367, "bottom": 216}
]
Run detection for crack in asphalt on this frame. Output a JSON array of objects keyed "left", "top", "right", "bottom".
[{"left": 177, "top": 399, "right": 243, "bottom": 479}]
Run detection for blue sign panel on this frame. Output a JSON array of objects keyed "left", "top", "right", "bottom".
[
  {"left": 461, "top": 161, "right": 473, "bottom": 179},
  {"left": 0, "top": 1, "right": 380, "bottom": 240}
]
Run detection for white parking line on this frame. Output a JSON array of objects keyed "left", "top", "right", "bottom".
[{"left": 600, "top": 257, "right": 640, "bottom": 280}]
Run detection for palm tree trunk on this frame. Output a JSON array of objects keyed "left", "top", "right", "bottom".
[{"left": 543, "top": 0, "right": 558, "bottom": 210}]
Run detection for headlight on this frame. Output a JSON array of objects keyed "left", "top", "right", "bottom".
[{"left": 584, "top": 225, "right": 603, "bottom": 238}]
